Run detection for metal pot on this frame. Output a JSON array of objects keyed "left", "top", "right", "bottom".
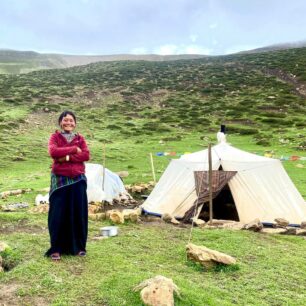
[{"left": 100, "top": 226, "right": 118, "bottom": 237}]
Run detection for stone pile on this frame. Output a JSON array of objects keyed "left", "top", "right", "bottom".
[
  {"left": 0, "top": 189, "right": 32, "bottom": 199},
  {"left": 125, "top": 181, "right": 155, "bottom": 194}
]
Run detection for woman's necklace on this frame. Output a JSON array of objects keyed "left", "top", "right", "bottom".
[{"left": 61, "top": 131, "right": 76, "bottom": 143}]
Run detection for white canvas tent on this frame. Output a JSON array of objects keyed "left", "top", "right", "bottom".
[
  {"left": 141, "top": 143, "right": 306, "bottom": 224},
  {"left": 85, "top": 163, "right": 127, "bottom": 203}
]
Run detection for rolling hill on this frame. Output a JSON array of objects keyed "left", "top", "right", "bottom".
[
  {"left": 0, "top": 49, "right": 206, "bottom": 74},
  {"left": 0, "top": 46, "right": 305, "bottom": 192}
]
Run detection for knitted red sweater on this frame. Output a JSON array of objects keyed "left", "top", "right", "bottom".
[{"left": 48, "top": 131, "right": 90, "bottom": 177}]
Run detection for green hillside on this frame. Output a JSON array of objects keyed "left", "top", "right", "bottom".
[
  {"left": 0, "top": 47, "right": 305, "bottom": 192},
  {"left": 0, "top": 49, "right": 206, "bottom": 74},
  {"left": 0, "top": 47, "right": 306, "bottom": 305}
]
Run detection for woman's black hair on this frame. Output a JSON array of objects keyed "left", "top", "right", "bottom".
[{"left": 58, "top": 110, "right": 77, "bottom": 125}]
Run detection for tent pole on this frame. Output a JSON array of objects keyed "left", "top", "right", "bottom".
[
  {"left": 102, "top": 143, "right": 106, "bottom": 192},
  {"left": 208, "top": 143, "right": 213, "bottom": 224},
  {"left": 150, "top": 153, "right": 156, "bottom": 184}
]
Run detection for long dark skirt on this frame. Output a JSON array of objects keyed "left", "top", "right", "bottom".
[{"left": 46, "top": 180, "right": 88, "bottom": 256}]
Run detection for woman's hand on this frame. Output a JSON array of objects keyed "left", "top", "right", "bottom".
[
  {"left": 57, "top": 157, "right": 66, "bottom": 163},
  {"left": 76, "top": 147, "right": 82, "bottom": 153}
]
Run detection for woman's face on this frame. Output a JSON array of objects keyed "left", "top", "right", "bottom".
[{"left": 60, "top": 114, "right": 76, "bottom": 133}]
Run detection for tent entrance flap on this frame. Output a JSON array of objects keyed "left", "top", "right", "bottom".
[
  {"left": 199, "top": 184, "right": 239, "bottom": 221},
  {"left": 183, "top": 170, "right": 237, "bottom": 221}
]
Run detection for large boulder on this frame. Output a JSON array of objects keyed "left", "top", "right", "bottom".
[
  {"left": 133, "top": 275, "right": 180, "bottom": 306},
  {"left": 186, "top": 243, "right": 236, "bottom": 269}
]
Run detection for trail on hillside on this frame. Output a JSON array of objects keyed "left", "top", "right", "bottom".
[{"left": 264, "top": 68, "right": 306, "bottom": 98}]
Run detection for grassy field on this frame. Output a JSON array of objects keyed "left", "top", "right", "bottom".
[{"left": 0, "top": 47, "right": 305, "bottom": 305}]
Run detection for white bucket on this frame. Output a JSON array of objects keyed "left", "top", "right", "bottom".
[{"left": 100, "top": 226, "right": 118, "bottom": 237}]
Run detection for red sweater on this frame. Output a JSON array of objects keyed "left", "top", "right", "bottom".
[{"left": 48, "top": 131, "right": 90, "bottom": 178}]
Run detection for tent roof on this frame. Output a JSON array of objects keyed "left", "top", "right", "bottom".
[{"left": 181, "top": 143, "right": 272, "bottom": 163}]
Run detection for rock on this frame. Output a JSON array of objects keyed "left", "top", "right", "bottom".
[
  {"left": 296, "top": 229, "right": 306, "bottom": 236},
  {"left": 141, "top": 215, "right": 163, "bottom": 222},
  {"left": 170, "top": 217, "right": 180, "bottom": 225},
  {"left": 122, "top": 209, "right": 140, "bottom": 222},
  {"left": 274, "top": 218, "right": 289, "bottom": 227},
  {"left": 109, "top": 210, "right": 125, "bottom": 224},
  {"left": 300, "top": 221, "right": 306, "bottom": 229},
  {"left": 89, "top": 213, "right": 106, "bottom": 221},
  {"left": 2, "top": 203, "right": 29, "bottom": 211},
  {"left": 186, "top": 243, "right": 236, "bottom": 269},
  {"left": 0, "top": 242, "right": 10, "bottom": 252},
  {"left": 261, "top": 228, "right": 287, "bottom": 234},
  {"left": 133, "top": 275, "right": 180, "bottom": 306},
  {"left": 30, "top": 204, "right": 49, "bottom": 213},
  {"left": 242, "top": 219, "right": 263, "bottom": 232},
  {"left": 191, "top": 218, "right": 205, "bottom": 227},
  {"left": 281, "top": 228, "right": 297, "bottom": 235},
  {"left": 88, "top": 204, "right": 103, "bottom": 214},
  {"left": 162, "top": 213, "right": 173, "bottom": 223}
]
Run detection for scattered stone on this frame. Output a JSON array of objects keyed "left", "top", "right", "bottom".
[
  {"left": 261, "top": 228, "right": 287, "bottom": 234},
  {"left": 301, "top": 221, "right": 306, "bottom": 229},
  {"left": 1, "top": 202, "right": 29, "bottom": 212},
  {"left": 0, "top": 242, "right": 10, "bottom": 252},
  {"left": 281, "top": 227, "right": 297, "bottom": 235},
  {"left": 109, "top": 210, "right": 125, "bottom": 224},
  {"left": 88, "top": 213, "right": 106, "bottom": 221},
  {"left": 242, "top": 219, "right": 263, "bottom": 232},
  {"left": 88, "top": 204, "right": 103, "bottom": 214},
  {"left": 162, "top": 213, "right": 173, "bottom": 223},
  {"left": 133, "top": 275, "right": 180, "bottom": 306},
  {"left": 141, "top": 215, "right": 163, "bottom": 222},
  {"left": 191, "top": 218, "right": 205, "bottom": 227},
  {"left": 296, "top": 229, "right": 306, "bottom": 236},
  {"left": 170, "top": 217, "right": 180, "bottom": 225},
  {"left": 186, "top": 243, "right": 236, "bottom": 269},
  {"left": 92, "top": 236, "right": 109, "bottom": 240},
  {"left": 122, "top": 209, "right": 141, "bottom": 222},
  {"left": 274, "top": 218, "right": 289, "bottom": 227},
  {"left": 0, "top": 189, "right": 31, "bottom": 199},
  {"left": 30, "top": 204, "right": 49, "bottom": 213},
  {"left": 125, "top": 182, "right": 155, "bottom": 194}
]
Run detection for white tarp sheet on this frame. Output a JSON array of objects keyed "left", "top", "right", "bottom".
[{"left": 85, "top": 163, "right": 127, "bottom": 203}]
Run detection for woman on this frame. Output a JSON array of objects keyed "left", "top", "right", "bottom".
[{"left": 46, "top": 110, "right": 90, "bottom": 260}]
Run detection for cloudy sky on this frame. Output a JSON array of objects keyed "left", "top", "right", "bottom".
[{"left": 1, "top": 0, "right": 306, "bottom": 56}]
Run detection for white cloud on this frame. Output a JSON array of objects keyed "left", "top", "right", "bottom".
[
  {"left": 153, "top": 44, "right": 212, "bottom": 55},
  {"left": 209, "top": 23, "right": 218, "bottom": 29},
  {"left": 189, "top": 34, "right": 198, "bottom": 42}
]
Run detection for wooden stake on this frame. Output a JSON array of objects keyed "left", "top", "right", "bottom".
[
  {"left": 150, "top": 153, "right": 156, "bottom": 184},
  {"left": 208, "top": 143, "right": 213, "bottom": 224}
]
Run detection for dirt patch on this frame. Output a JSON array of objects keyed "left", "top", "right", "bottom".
[
  {"left": 0, "top": 219, "right": 46, "bottom": 235},
  {"left": 0, "top": 283, "right": 21, "bottom": 306},
  {"left": 0, "top": 282, "right": 49, "bottom": 306}
]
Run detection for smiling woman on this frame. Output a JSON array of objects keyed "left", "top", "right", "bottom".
[{"left": 46, "top": 110, "right": 90, "bottom": 261}]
